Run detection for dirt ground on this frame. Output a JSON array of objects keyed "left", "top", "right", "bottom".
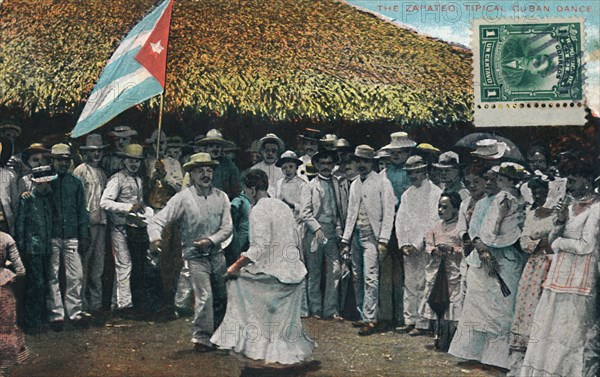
[{"left": 12, "top": 315, "right": 507, "bottom": 377}]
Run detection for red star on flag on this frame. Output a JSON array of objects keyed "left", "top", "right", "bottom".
[{"left": 135, "top": 0, "right": 173, "bottom": 88}]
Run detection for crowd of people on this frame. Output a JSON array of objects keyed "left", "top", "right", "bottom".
[{"left": 0, "top": 119, "right": 599, "bottom": 376}]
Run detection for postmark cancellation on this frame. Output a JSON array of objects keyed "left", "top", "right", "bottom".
[{"left": 472, "top": 17, "right": 587, "bottom": 127}]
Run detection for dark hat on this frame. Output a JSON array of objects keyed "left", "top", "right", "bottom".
[
  {"left": 312, "top": 148, "right": 339, "bottom": 164},
  {"left": 0, "top": 120, "right": 22, "bottom": 137},
  {"left": 298, "top": 128, "right": 322, "bottom": 142}
]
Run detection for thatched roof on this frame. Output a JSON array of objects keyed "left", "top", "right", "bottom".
[{"left": 0, "top": 0, "right": 473, "bottom": 127}]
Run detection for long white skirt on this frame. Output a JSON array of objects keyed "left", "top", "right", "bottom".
[
  {"left": 210, "top": 272, "right": 316, "bottom": 365},
  {"left": 520, "top": 290, "right": 599, "bottom": 377},
  {"left": 448, "top": 246, "right": 524, "bottom": 369}
]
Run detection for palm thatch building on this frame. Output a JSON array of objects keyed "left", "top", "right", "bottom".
[{"left": 0, "top": 0, "right": 475, "bottom": 143}]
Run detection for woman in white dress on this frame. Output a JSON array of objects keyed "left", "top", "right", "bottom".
[
  {"left": 520, "top": 160, "right": 599, "bottom": 377},
  {"left": 211, "top": 169, "right": 315, "bottom": 367},
  {"left": 449, "top": 164, "right": 526, "bottom": 369}
]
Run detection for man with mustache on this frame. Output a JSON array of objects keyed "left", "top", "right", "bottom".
[
  {"left": 73, "top": 134, "right": 109, "bottom": 315},
  {"left": 251, "top": 133, "right": 285, "bottom": 197},
  {"left": 148, "top": 153, "right": 232, "bottom": 353},
  {"left": 395, "top": 155, "right": 442, "bottom": 336},
  {"left": 101, "top": 144, "right": 152, "bottom": 317},
  {"left": 300, "top": 149, "right": 347, "bottom": 320},
  {"left": 341, "top": 145, "right": 396, "bottom": 335},
  {"left": 47, "top": 143, "right": 91, "bottom": 330}
]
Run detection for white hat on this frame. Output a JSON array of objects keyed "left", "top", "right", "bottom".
[{"left": 471, "top": 139, "right": 508, "bottom": 160}]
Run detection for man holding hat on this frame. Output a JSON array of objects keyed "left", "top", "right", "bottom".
[
  {"left": 378, "top": 131, "right": 416, "bottom": 329},
  {"left": 73, "top": 134, "right": 109, "bottom": 314},
  {"left": 395, "top": 155, "right": 442, "bottom": 336},
  {"left": 47, "top": 143, "right": 91, "bottom": 328},
  {"left": 100, "top": 144, "right": 153, "bottom": 315},
  {"left": 148, "top": 153, "right": 232, "bottom": 353},
  {"left": 340, "top": 145, "right": 396, "bottom": 335},
  {"left": 251, "top": 133, "right": 285, "bottom": 197},
  {"left": 300, "top": 148, "right": 347, "bottom": 319},
  {"left": 102, "top": 125, "right": 138, "bottom": 177},
  {"left": 15, "top": 165, "right": 57, "bottom": 331},
  {"left": 17, "top": 143, "right": 50, "bottom": 194}
]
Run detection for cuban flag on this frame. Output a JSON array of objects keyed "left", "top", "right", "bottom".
[{"left": 72, "top": 0, "right": 174, "bottom": 138}]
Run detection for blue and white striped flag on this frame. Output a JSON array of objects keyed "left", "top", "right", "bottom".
[{"left": 72, "top": 0, "right": 174, "bottom": 138}]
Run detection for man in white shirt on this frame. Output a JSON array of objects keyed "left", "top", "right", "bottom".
[
  {"left": 149, "top": 153, "right": 232, "bottom": 353},
  {"left": 395, "top": 156, "right": 442, "bottom": 336},
  {"left": 341, "top": 145, "right": 396, "bottom": 335},
  {"left": 251, "top": 133, "right": 284, "bottom": 197},
  {"left": 73, "top": 134, "right": 109, "bottom": 314},
  {"left": 100, "top": 144, "right": 151, "bottom": 315}
]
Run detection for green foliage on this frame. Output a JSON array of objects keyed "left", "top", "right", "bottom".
[{"left": 0, "top": 0, "right": 473, "bottom": 125}]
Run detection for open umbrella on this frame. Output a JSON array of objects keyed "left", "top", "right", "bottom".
[{"left": 454, "top": 132, "right": 524, "bottom": 161}]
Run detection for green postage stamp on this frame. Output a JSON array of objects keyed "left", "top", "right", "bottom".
[{"left": 472, "top": 18, "right": 587, "bottom": 127}]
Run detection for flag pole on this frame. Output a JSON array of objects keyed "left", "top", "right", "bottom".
[{"left": 156, "top": 93, "right": 165, "bottom": 160}]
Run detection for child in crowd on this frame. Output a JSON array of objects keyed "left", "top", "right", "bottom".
[{"left": 421, "top": 192, "right": 464, "bottom": 351}]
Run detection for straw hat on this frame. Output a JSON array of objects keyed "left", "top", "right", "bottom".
[
  {"left": 79, "top": 134, "right": 109, "bottom": 150},
  {"left": 375, "top": 149, "right": 391, "bottom": 159},
  {"left": 183, "top": 152, "right": 219, "bottom": 171},
  {"left": 381, "top": 132, "right": 416, "bottom": 150},
  {"left": 31, "top": 165, "right": 58, "bottom": 183},
  {"left": 258, "top": 133, "right": 285, "bottom": 152},
  {"left": 353, "top": 145, "right": 375, "bottom": 160},
  {"left": 433, "top": 151, "right": 460, "bottom": 169},
  {"left": 405, "top": 155, "right": 428, "bottom": 171},
  {"left": 117, "top": 144, "right": 145, "bottom": 160},
  {"left": 108, "top": 125, "right": 138, "bottom": 138},
  {"left": 319, "top": 134, "right": 338, "bottom": 150},
  {"left": 276, "top": 150, "right": 302, "bottom": 167},
  {"left": 471, "top": 139, "right": 508, "bottom": 160},
  {"left": 23, "top": 143, "right": 49, "bottom": 156},
  {"left": 48, "top": 143, "right": 72, "bottom": 159},
  {"left": 334, "top": 138, "right": 352, "bottom": 152},
  {"left": 491, "top": 162, "right": 526, "bottom": 181},
  {"left": 196, "top": 129, "right": 235, "bottom": 148}
]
